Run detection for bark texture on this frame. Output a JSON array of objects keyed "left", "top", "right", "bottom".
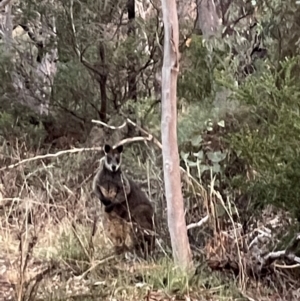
[{"left": 161, "top": 0, "right": 193, "bottom": 271}]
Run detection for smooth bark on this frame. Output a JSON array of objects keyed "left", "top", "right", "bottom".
[{"left": 161, "top": 0, "right": 193, "bottom": 271}]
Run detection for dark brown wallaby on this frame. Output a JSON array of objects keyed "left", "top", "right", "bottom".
[
  {"left": 92, "top": 143, "right": 156, "bottom": 256},
  {"left": 92, "top": 144, "right": 130, "bottom": 213}
]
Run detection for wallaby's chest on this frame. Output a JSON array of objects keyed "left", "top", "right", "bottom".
[{"left": 99, "top": 170, "right": 122, "bottom": 186}]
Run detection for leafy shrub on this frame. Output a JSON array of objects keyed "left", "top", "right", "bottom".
[{"left": 222, "top": 56, "right": 300, "bottom": 218}]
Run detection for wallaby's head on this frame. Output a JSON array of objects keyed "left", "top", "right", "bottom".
[{"left": 103, "top": 144, "right": 123, "bottom": 172}]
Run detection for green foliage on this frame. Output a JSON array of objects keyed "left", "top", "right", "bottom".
[
  {"left": 52, "top": 60, "right": 97, "bottom": 119},
  {"left": 221, "top": 56, "right": 300, "bottom": 217},
  {"left": 142, "top": 258, "right": 191, "bottom": 295},
  {"left": 177, "top": 103, "right": 214, "bottom": 145},
  {"left": 0, "top": 47, "right": 15, "bottom": 97},
  {"left": 178, "top": 35, "right": 215, "bottom": 103},
  {"left": 0, "top": 105, "right": 45, "bottom": 146}
]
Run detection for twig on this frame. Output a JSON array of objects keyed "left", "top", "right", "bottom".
[
  {"left": 274, "top": 263, "right": 300, "bottom": 269},
  {"left": 187, "top": 215, "right": 209, "bottom": 230},
  {"left": 93, "top": 117, "right": 162, "bottom": 149},
  {"left": 95, "top": 115, "right": 162, "bottom": 148},
  {"left": 124, "top": 117, "right": 162, "bottom": 148},
  {"left": 117, "top": 136, "right": 155, "bottom": 148},
  {"left": 264, "top": 250, "right": 300, "bottom": 264},
  {"left": 248, "top": 231, "right": 271, "bottom": 250}
]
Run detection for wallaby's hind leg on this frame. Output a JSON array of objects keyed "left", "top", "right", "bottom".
[
  {"left": 131, "top": 204, "right": 155, "bottom": 231},
  {"left": 131, "top": 204, "right": 156, "bottom": 258},
  {"left": 103, "top": 211, "right": 134, "bottom": 255}
]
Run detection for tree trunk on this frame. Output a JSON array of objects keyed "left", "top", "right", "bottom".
[
  {"left": 161, "top": 0, "right": 193, "bottom": 271},
  {"left": 98, "top": 40, "right": 108, "bottom": 122},
  {"left": 127, "top": 0, "right": 137, "bottom": 101}
]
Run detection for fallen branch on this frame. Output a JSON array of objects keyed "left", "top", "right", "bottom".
[
  {"left": 274, "top": 263, "right": 300, "bottom": 269},
  {"left": 0, "top": 147, "right": 102, "bottom": 171},
  {"left": 264, "top": 250, "right": 300, "bottom": 264}
]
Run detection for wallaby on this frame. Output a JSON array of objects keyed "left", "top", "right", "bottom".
[
  {"left": 92, "top": 144, "right": 130, "bottom": 214},
  {"left": 92, "top": 143, "right": 156, "bottom": 255}
]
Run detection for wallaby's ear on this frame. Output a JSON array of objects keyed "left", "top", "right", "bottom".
[
  {"left": 115, "top": 144, "right": 123, "bottom": 154},
  {"left": 104, "top": 144, "right": 111, "bottom": 154}
]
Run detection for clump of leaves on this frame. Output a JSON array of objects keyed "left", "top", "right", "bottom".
[
  {"left": 223, "top": 56, "right": 300, "bottom": 219},
  {"left": 178, "top": 34, "right": 215, "bottom": 104}
]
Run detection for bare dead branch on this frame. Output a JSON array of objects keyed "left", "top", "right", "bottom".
[
  {"left": 274, "top": 263, "right": 300, "bottom": 269},
  {"left": 264, "top": 250, "right": 300, "bottom": 264},
  {"left": 0, "top": 147, "right": 102, "bottom": 171},
  {"left": 0, "top": 135, "right": 159, "bottom": 172},
  {"left": 116, "top": 136, "right": 156, "bottom": 148},
  {"left": 187, "top": 215, "right": 209, "bottom": 230},
  {"left": 92, "top": 119, "right": 127, "bottom": 130},
  {"left": 92, "top": 117, "right": 205, "bottom": 191},
  {"left": 124, "top": 116, "right": 162, "bottom": 148}
]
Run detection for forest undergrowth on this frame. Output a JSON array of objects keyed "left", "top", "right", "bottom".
[
  {"left": 1, "top": 0, "right": 300, "bottom": 299},
  {"left": 0, "top": 115, "right": 299, "bottom": 301}
]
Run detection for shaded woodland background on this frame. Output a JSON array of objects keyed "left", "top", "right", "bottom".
[{"left": 1, "top": 0, "right": 300, "bottom": 300}]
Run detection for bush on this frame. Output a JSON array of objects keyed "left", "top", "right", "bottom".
[{"left": 222, "top": 56, "right": 300, "bottom": 218}]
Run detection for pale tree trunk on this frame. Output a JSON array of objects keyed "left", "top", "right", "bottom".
[{"left": 161, "top": 0, "right": 193, "bottom": 271}]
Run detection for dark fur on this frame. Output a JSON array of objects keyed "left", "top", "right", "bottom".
[
  {"left": 92, "top": 144, "right": 130, "bottom": 211},
  {"left": 110, "top": 179, "right": 155, "bottom": 256},
  {"left": 92, "top": 144, "right": 156, "bottom": 256}
]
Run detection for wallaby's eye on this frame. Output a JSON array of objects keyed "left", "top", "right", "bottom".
[{"left": 116, "top": 158, "right": 120, "bottom": 164}]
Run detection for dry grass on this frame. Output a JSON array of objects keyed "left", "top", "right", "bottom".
[{"left": 0, "top": 140, "right": 299, "bottom": 301}]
